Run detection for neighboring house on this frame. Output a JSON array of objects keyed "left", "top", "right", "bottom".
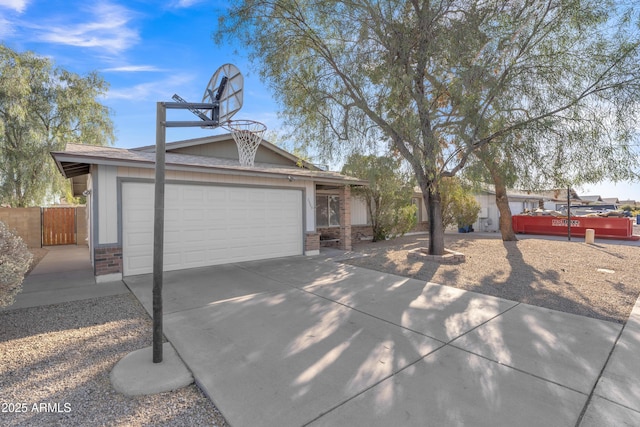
[
  {"left": 51, "top": 134, "right": 365, "bottom": 282},
  {"left": 580, "top": 195, "right": 604, "bottom": 205},
  {"left": 619, "top": 199, "right": 638, "bottom": 208},
  {"left": 472, "top": 188, "right": 551, "bottom": 232},
  {"left": 349, "top": 186, "right": 551, "bottom": 236},
  {"left": 602, "top": 197, "right": 620, "bottom": 205},
  {"left": 539, "top": 188, "right": 582, "bottom": 211}
]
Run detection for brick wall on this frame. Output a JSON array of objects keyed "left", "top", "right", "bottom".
[
  {"left": 94, "top": 244, "right": 122, "bottom": 276},
  {"left": 305, "top": 232, "right": 320, "bottom": 253},
  {"left": 350, "top": 222, "right": 429, "bottom": 242},
  {"left": 351, "top": 225, "right": 373, "bottom": 242},
  {"left": 318, "top": 227, "right": 341, "bottom": 247},
  {"left": 0, "top": 207, "right": 41, "bottom": 247}
]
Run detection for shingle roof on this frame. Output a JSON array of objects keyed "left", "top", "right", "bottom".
[{"left": 51, "top": 143, "right": 365, "bottom": 185}]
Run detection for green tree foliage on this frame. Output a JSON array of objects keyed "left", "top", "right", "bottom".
[
  {"left": 0, "top": 44, "right": 114, "bottom": 207},
  {"left": 0, "top": 221, "right": 32, "bottom": 308},
  {"left": 216, "top": 0, "right": 640, "bottom": 254},
  {"left": 342, "top": 154, "right": 416, "bottom": 241},
  {"left": 438, "top": 178, "right": 481, "bottom": 230}
]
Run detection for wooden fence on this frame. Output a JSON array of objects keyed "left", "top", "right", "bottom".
[{"left": 0, "top": 206, "right": 87, "bottom": 247}]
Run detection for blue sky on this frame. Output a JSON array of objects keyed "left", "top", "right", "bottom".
[
  {"left": 1, "top": 0, "right": 639, "bottom": 201},
  {"left": 0, "top": 0, "right": 280, "bottom": 145}
]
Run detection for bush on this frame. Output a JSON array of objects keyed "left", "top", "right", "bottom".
[
  {"left": 0, "top": 221, "right": 33, "bottom": 308},
  {"left": 438, "top": 177, "right": 481, "bottom": 229},
  {"left": 375, "top": 203, "right": 418, "bottom": 241},
  {"left": 342, "top": 154, "right": 417, "bottom": 242}
]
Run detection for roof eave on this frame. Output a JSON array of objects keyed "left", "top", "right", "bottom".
[{"left": 50, "top": 151, "right": 364, "bottom": 185}]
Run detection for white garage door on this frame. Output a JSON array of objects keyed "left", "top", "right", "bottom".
[{"left": 122, "top": 182, "right": 303, "bottom": 276}]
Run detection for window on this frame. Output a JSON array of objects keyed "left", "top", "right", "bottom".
[{"left": 316, "top": 195, "right": 340, "bottom": 227}]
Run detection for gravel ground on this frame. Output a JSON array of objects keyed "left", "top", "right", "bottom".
[
  {"left": 344, "top": 231, "right": 640, "bottom": 324},
  {"left": 0, "top": 293, "right": 228, "bottom": 427}
]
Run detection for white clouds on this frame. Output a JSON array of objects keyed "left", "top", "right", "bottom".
[
  {"left": 0, "top": 17, "right": 14, "bottom": 37},
  {"left": 30, "top": 2, "right": 139, "bottom": 54},
  {"left": 0, "top": 0, "right": 29, "bottom": 37},
  {"left": 106, "top": 74, "right": 195, "bottom": 101},
  {"left": 102, "top": 65, "right": 163, "bottom": 73},
  {"left": 174, "top": 0, "right": 205, "bottom": 7},
  {"left": 0, "top": 0, "right": 29, "bottom": 13}
]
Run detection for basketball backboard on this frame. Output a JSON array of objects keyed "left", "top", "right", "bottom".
[{"left": 203, "top": 63, "right": 244, "bottom": 124}]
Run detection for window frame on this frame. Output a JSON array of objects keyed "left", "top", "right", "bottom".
[{"left": 316, "top": 194, "right": 341, "bottom": 227}]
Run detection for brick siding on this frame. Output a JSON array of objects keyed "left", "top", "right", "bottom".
[
  {"left": 305, "top": 232, "right": 320, "bottom": 252},
  {"left": 94, "top": 244, "right": 123, "bottom": 276}
]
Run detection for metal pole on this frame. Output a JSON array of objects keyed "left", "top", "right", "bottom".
[
  {"left": 567, "top": 186, "right": 571, "bottom": 241},
  {"left": 153, "top": 102, "right": 166, "bottom": 363}
]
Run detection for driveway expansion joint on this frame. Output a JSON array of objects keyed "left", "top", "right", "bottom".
[{"left": 575, "top": 320, "right": 627, "bottom": 426}]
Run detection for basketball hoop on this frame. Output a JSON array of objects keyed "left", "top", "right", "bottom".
[{"left": 224, "top": 119, "right": 267, "bottom": 167}]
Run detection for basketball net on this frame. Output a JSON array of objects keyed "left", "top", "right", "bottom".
[{"left": 225, "top": 120, "right": 267, "bottom": 167}]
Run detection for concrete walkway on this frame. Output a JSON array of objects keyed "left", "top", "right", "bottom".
[
  {"left": 1, "top": 245, "right": 128, "bottom": 311},
  {"left": 5, "top": 245, "right": 639, "bottom": 426}
]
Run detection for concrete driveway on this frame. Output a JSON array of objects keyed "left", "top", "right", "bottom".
[{"left": 124, "top": 254, "right": 634, "bottom": 427}]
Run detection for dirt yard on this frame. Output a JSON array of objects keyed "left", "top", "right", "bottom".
[{"left": 343, "top": 232, "right": 640, "bottom": 324}]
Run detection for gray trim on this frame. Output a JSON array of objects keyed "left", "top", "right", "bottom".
[
  {"left": 52, "top": 150, "right": 366, "bottom": 186},
  {"left": 91, "top": 166, "right": 99, "bottom": 275}
]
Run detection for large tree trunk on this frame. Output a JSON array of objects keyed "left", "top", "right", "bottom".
[
  {"left": 425, "top": 185, "right": 446, "bottom": 255},
  {"left": 491, "top": 171, "right": 518, "bottom": 241},
  {"left": 479, "top": 146, "right": 518, "bottom": 242}
]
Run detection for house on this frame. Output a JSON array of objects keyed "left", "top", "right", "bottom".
[
  {"left": 619, "top": 199, "right": 638, "bottom": 208},
  {"left": 471, "top": 188, "right": 551, "bottom": 232},
  {"left": 51, "top": 135, "right": 365, "bottom": 282},
  {"left": 602, "top": 197, "right": 620, "bottom": 205},
  {"left": 348, "top": 185, "right": 551, "bottom": 236},
  {"left": 538, "top": 188, "right": 582, "bottom": 210},
  {"left": 579, "top": 195, "right": 604, "bottom": 205}
]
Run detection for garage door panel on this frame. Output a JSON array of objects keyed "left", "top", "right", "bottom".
[
  {"left": 122, "top": 182, "right": 303, "bottom": 275},
  {"left": 128, "top": 254, "right": 152, "bottom": 270},
  {"left": 165, "top": 208, "right": 181, "bottom": 222},
  {"left": 126, "top": 231, "right": 152, "bottom": 247},
  {"left": 165, "top": 187, "right": 180, "bottom": 199},
  {"left": 183, "top": 208, "right": 206, "bottom": 222}
]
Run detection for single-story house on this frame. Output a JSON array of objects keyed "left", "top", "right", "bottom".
[
  {"left": 579, "top": 195, "right": 604, "bottom": 205},
  {"left": 51, "top": 134, "right": 366, "bottom": 282},
  {"left": 539, "top": 188, "right": 582, "bottom": 211},
  {"left": 619, "top": 199, "right": 638, "bottom": 208},
  {"left": 472, "top": 188, "right": 552, "bottom": 232}
]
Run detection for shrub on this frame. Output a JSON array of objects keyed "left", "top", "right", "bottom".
[
  {"left": 342, "top": 154, "right": 417, "bottom": 241},
  {"left": 438, "top": 177, "right": 481, "bottom": 229},
  {"left": 0, "top": 221, "right": 33, "bottom": 308}
]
